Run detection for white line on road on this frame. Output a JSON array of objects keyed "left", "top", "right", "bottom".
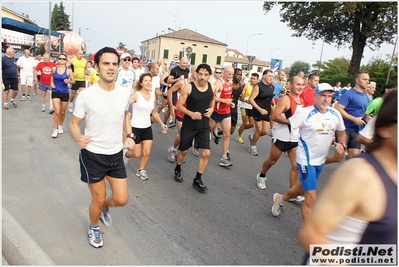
[{"left": 2, "top": 208, "right": 55, "bottom": 265}]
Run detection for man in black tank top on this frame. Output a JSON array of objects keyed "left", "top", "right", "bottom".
[
  {"left": 231, "top": 68, "right": 244, "bottom": 134},
  {"left": 173, "top": 63, "right": 217, "bottom": 193},
  {"left": 299, "top": 91, "right": 397, "bottom": 262},
  {"left": 248, "top": 69, "right": 275, "bottom": 156}
]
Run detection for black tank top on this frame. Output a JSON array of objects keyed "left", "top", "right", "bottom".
[
  {"left": 232, "top": 82, "right": 243, "bottom": 108},
  {"left": 254, "top": 81, "right": 274, "bottom": 112},
  {"left": 357, "top": 152, "right": 397, "bottom": 245},
  {"left": 183, "top": 81, "right": 214, "bottom": 130}
]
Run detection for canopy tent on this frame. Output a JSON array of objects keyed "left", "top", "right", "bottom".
[{"left": 2, "top": 17, "right": 63, "bottom": 37}]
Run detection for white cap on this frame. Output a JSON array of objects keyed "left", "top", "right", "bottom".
[
  {"left": 315, "top": 83, "right": 334, "bottom": 93},
  {"left": 120, "top": 53, "right": 131, "bottom": 60}
]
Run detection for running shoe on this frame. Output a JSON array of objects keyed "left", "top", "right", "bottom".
[
  {"left": 87, "top": 225, "right": 103, "bottom": 248},
  {"left": 193, "top": 178, "right": 207, "bottom": 193},
  {"left": 42, "top": 105, "right": 45, "bottom": 112},
  {"left": 161, "top": 129, "right": 167, "bottom": 135},
  {"left": 256, "top": 173, "right": 267, "bottom": 190},
  {"left": 288, "top": 195, "right": 305, "bottom": 203},
  {"left": 49, "top": 106, "right": 54, "bottom": 114},
  {"left": 168, "top": 146, "right": 176, "bottom": 162},
  {"left": 58, "top": 125, "right": 63, "bottom": 134},
  {"left": 51, "top": 129, "right": 58, "bottom": 138},
  {"left": 174, "top": 168, "right": 183, "bottom": 182},
  {"left": 168, "top": 121, "right": 176, "bottom": 128},
  {"left": 192, "top": 147, "right": 200, "bottom": 157},
  {"left": 136, "top": 169, "right": 149, "bottom": 180},
  {"left": 248, "top": 134, "right": 253, "bottom": 145},
  {"left": 227, "top": 151, "right": 231, "bottom": 161},
  {"left": 10, "top": 100, "right": 17, "bottom": 108},
  {"left": 68, "top": 102, "right": 73, "bottom": 113},
  {"left": 3, "top": 104, "right": 9, "bottom": 110},
  {"left": 99, "top": 208, "right": 112, "bottom": 227},
  {"left": 33, "top": 92, "right": 37, "bottom": 97},
  {"left": 212, "top": 131, "right": 219, "bottom": 145},
  {"left": 20, "top": 96, "right": 26, "bottom": 101},
  {"left": 219, "top": 156, "right": 233, "bottom": 167},
  {"left": 272, "top": 193, "right": 283, "bottom": 217},
  {"left": 248, "top": 146, "right": 258, "bottom": 156},
  {"left": 235, "top": 135, "right": 244, "bottom": 144},
  {"left": 26, "top": 95, "right": 32, "bottom": 101}
]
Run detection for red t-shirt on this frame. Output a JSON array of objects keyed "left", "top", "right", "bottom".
[
  {"left": 214, "top": 78, "right": 232, "bottom": 114},
  {"left": 35, "top": 61, "right": 56, "bottom": 85},
  {"left": 300, "top": 86, "right": 315, "bottom": 107}
]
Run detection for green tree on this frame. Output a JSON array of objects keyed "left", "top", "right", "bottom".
[
  {"left": 118, "top": 42, "right": 127, "bottom": 50},
  {"left": 263, "top": 2, "right": 397, "bottom": 77},
  {"left": 128, "top": 49, "right": 135, "bottom": 57},
  {"left": 51, "top": 2, "right": 71, "bottom": 31},
  {"left": 289, "top": 60, "right": 310, "bottom": 78},
  {"left": 312, "top": 57, "right": 350, "bottom": 78},
  {"left": 36, "top": 44, "right": 45, "bottom": 55}
]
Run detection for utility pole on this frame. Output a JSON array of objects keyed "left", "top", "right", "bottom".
[{"left": 48, "top": 2, "right": 52, "bottom": 55}]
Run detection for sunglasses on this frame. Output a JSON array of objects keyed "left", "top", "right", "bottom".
[
  {"left": 123, "top": 58, "right": 131, "bottom": 62},
  {"left": 215, "top": 72, "right": 222, "bottom": 74},
  {"left": 58, "top": 57, "right": 67, "bottom": 60}
]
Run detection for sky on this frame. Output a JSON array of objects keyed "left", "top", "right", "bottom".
[{"left": 3, "top": 1, "right": 397, "bottom": 68}]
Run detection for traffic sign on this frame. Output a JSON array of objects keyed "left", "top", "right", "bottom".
[
  {"left": 233, "top": 62, "right": 238, "bottom": 68},
  {"left": 270, "top": 58, "right": 283, "bottom": 71},
  {"left": 173, "top": 54, "right": 179, "bottom": 61},
  {"left": 147, "top": 60, "right": 152, "bottom": 64}
]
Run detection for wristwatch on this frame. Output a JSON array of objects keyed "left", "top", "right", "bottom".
[{"left": 127, "top": 133, "right": 135, "bottom": 140}]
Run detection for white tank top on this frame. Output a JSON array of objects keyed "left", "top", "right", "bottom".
[
  {"left": 131, "top": 91, "right": 155, "bottom": 128},
  {"left": 273, "top": 100, "right": 302, "bottom": 142}
]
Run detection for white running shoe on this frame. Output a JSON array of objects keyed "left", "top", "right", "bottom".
[
  {"left": 248, "top": 146, "right": 258, "bottom": 156},
  {"left": 271, "top": 193, "right": 283, "bottom": 217},
  {"left": 68, "top": 102, "right": 73, "bottom": 113},
  {"left": 168, "top": 146, "right": 176, "bottom": 162},
  {"left": 87, "top": 225, "right": 103, "bottom": 248},
  {"left": 123, "top": 148, "right": 129, "bottom": 167},
  {"left": 51, "top": 129, "right": 58, "bottom": 138},
  {"left": 136, "top": 169, "right": 149, "bottom": 180},
  {"left": 58, "top": 125, "right": 64, "bottom": 134},
  {"left": 288, "top": 195, "right": 305, "bottom": 203},
  {"left": 256, "top": 173, "right": 267, "bottom": 189}
]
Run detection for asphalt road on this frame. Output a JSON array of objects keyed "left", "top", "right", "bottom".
[{"left": 2, "top": 93, "right": 342, "bottom": 265}]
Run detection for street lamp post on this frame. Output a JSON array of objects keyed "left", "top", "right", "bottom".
[
  {"left": 318, "top": 41, "right": 325, "bottom": 74},
  {"left": 245, "top": 33, "right": 262, "bottom": 56},
  {"left": 78, "top": 27, "right": 90, "bottom": 36}
]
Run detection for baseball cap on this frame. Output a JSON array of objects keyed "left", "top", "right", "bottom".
[
  {"left": 120, "top": 53, "right": 131, "bottom": 60},
  {"left": 315, "top": 83, "right": 334, "bottom": 93},
  {"left": 170, "top": 61, "right": 177, "bottom": 67}
]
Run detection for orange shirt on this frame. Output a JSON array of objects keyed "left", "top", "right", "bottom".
[{"left": 300, "top": 86, "right": 315, "bottom": 107}]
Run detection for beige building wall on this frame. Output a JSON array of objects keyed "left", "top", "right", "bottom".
[
  {"left": 2, "top": 9, "right": 23, "bottom": 21},
  {"left": 143, "top": 37, "right": 226, "bottom": 69}
]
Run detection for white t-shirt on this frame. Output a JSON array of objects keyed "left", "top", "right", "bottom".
[
  {"left": 17, "top": 56, "right": 35, "bottom": 76},
  {"left": 289, "top": 106, "right": 346, "bottom": 166},
  {"left": 133, "top": 68, "right": 145, "bottom": 82},
  {"left": 151, "top": 76, "right": 160, "bottom": 97},
  {"left": 115, "top": 67, "right": 136, "bottom": 89},
  {"left": 33, "top": 59, "right": 43, "bottom": 75},
  {"left": 359, "top": 116, "right": 377, "bottom": 152},
  {"left": 73, "top": 83, "right": 131, "bottom": 155},
  {"left": 131, "top": 91, "right": 155, "bottom": 129}
]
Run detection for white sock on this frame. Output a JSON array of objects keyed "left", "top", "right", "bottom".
[
  {"left": 251, "top": 145, "right": 256, "bottom": 149},
  {"left": 279, "top": 196, "right": 284, "bottom": 204}
]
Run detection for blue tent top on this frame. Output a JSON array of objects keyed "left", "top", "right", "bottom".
[{"left": 2, "top": 17, "right": 63, "bottom": 37}]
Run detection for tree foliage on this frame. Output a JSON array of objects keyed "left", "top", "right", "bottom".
[
  {"left": 36, "top": 44, "right": 45, "bottom": 55},
  {"left": 51, "top": 2, "right": 71, "bottom": 31},
  {"left": 289, "top": 61, "right": 310, "bottom": 78},
  {"left": 263, "top": 2, "right": 397, "bottom": 77},
  {"left": 312, "top": 57, "right": 350, "bottom": 78},
  {"left": 118, "top": 42, "right": 127, "bottom": 50}
]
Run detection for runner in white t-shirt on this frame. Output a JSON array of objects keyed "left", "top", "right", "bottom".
[
  {"left": 17, "top": 49, "right": 35, "bottom": 101},
  {"left": 115, "top": 53, "right": 135, "bottom": 89},
  {"left": 271, "top": 83, "right": 347, "bottom": 222}
]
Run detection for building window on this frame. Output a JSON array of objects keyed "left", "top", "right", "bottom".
[
  {"left": 190, "top": 53, "right": 196, "bottom": 65},
  {"left": 193, "top": 44, "right": 197, "bottom": 46},
  {"left": 202, "top": 54, "right": 207, "bottom": 63},
  {"left": 257, "top": 66, "right": 263, "bottom": 73},
  {"left": 242, "top": 65, "right": 248, "bottom": 71},
  {"left": 179, "top": 51, "right": 183, "bottom": 60},
  {"left": 216, "top": 56, "right": 221, "bottom": 65},
  {"left": 204, "top": 45, "right": 208, "bottom": 48},
  {"left": 181, "top": 42, "right": 185, "bottom": 45},
  {"left": 163, "top": 49, "right": 169, "bottom": 59}
]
